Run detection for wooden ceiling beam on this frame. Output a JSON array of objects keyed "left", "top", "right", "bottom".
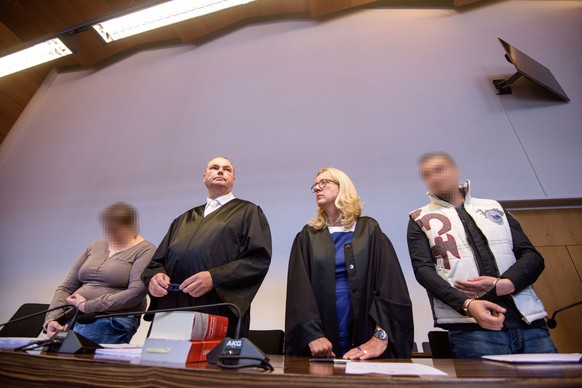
[
  {"left": 308, "top": 0, "right": 379, "bottom": 18},
  {"left": 0, "top": 21, "right": 22, "bottom": 51},
  {"left": 175, "top": 0, "right": 310, "bottom": 43}
]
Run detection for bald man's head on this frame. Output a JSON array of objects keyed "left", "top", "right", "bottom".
[{"left": 203, "top": 157, "right": 235, "bottom": 199}]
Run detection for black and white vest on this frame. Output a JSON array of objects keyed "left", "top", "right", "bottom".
[{"left": 410, "top": 181, "right": 546, "bottom": 325}]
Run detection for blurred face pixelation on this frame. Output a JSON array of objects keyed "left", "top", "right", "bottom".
[
  {"left": 203, "top": 157, "right": 235, "bottom": 195},
  {"left": 420, "top": 156, "right": 459, "bottom": 197},
  {"left": 313, "top": 172, "right": 339, "bottom": 209},
  {"left": 103, "top": 221, "right": 131, "bottom": 242}
]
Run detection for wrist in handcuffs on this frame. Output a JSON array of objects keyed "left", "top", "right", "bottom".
[
  {"left": 463, "top": 278, "right": 502, "bottom": 316},
  {"left": 463, "top": 299, "right": 475, "bottom": 317},
  {"left": 473, "top": 278, "right": 500, "bottom": 300}
]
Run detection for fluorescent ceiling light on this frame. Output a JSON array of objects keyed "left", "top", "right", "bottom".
[
  {"left": 0, "top": 38, "right": 73, "bottom": 78},
  {"left": 93, "top": 0, "right": 258, "bottom": 43}
]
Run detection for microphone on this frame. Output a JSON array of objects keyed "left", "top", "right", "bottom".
[
  {"left": 546, "top": 300, "right": 582, "bottom": 329},
  {"left": 0, "top": 304, "right": 77, "bottom": 329},
  {"left": 0, "top": 304, "right": 92, "bottom": 354},
  {"left": 79, "top": 303, "right": 273, "bottom": 371}
]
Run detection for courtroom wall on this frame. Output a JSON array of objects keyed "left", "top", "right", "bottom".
[{"left": 1, "top": 0, "right": 581, "bottom": 345}]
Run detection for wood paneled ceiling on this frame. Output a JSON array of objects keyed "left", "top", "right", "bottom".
[{"left": 0, "top": 0, "right": 486, "bottom": 146}]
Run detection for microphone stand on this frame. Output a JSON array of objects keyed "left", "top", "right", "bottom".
[
  {"left": 80, "top": 303, "right": 242, "bottom": 338},
  {"left": 546, "top": 300, "right": 582, "bottom": 329},
  {"left": 0, "top": 304, "right": 76, "bottom": 328},
  {"left": 0, "top": 304, "right": 80, "bottom": 353}
]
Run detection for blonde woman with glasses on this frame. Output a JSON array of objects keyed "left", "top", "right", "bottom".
[{"left": 285, "top": 168, "right": 413, "bottom": 360}]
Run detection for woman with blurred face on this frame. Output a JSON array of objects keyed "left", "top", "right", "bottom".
[
  {"left": 44, "top": 202, "right": 155, "bottom": 344},
  {"left": 285, "top": 168, "right": 414, "bottom": 360}
]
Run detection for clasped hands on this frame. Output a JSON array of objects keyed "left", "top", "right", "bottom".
[
  {"left": 148, "top": 272, "right": 214, "bottom": 298},
  {"left": 308, "top": 336, "right": 388, "bottom": 360},
  {"left": 66, "top": 293, "right": 87, "bottom": 312},
  {"left": 454, "top": 276, "right": 516, "bottom": 331},
  {"left": 454, "top": 275, "right": 514, "bottom": 299}
]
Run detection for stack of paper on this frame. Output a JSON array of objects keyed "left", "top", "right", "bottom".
[
  {"left": 94, "top": 344, "right": 143, "bottom": 361},
  {"left": 482, "top": 353, "right": 582, "bottom": 364}
]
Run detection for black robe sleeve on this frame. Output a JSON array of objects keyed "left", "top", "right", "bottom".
[
  {"left": 367, "top": 223, "right": 414, "bottom": 358},
  {"left": 208, "top": 205, "right": 272, "bottom": 317},
  {"left": 284, "top": 229, "right": 326, "bottom": 355},
  {"left": 141, "top": 219, "right": 178, "bottom": 289}
]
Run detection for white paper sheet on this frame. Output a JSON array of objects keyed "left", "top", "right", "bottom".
[
  {"left": 482, "top": 353, "right": 582, "bottom": 364},
  {"left": 94, "top": 344, "right": 143, "bottom": 360},
  {"left": 0, "top": 337, "right": 40, "bottom": 351},
  {"left": 345, "top": 362, "right": 448, "bottom": 376},
  {"left": 99, "top": 344, "right": 143, "bottom": 349}
]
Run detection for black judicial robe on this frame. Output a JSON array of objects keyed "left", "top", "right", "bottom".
[
  {"left": 142, "top": 199, "right": 272, "bottom": 338},
  {"left": 284, "top": 216, "right": 414, "bottom": 358}
]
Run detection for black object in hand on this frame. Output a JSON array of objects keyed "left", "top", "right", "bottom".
[{"left": 167, "top": 283, "right": 181, "bottom": 292}]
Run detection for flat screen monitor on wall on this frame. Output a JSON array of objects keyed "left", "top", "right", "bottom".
[{"left": 492, "top": 38, "right": 570, "bottom": 102}]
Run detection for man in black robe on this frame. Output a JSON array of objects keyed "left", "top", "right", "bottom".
[
  {"left": 142, "top": 157, "right": 272, "bottom": 337},
  {"left": 285, "top": 217, "right": 414, "bottom": 358}
]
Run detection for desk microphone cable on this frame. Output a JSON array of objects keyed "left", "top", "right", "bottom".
[
  {"left": 216, "top": 355, "right": 274, "bottom": 372},
  {"left": 13, "top": 338, "right": 59, "bottom": 352}
]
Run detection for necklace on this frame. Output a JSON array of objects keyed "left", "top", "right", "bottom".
[{"left": 329, "top": 215, "right": 342, "bottom": 227}]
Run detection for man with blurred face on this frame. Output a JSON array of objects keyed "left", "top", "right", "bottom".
[
  {"left": 407, "top": 152, "right": 556, "bottom": 358},
  {"left": 142, "top": 157, "right": 272, "bottom": 337}
]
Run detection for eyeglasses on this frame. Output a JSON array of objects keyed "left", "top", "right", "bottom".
[{"left": 310, "top": 179, "right": 338, "bottom": 193}]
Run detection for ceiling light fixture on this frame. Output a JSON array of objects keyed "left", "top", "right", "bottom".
[
  {"left": 0, "top": 38, "right": 74, "bottom": 78},
  {"left": 92, "top": 0, "right": 258, "bottom": 43}
]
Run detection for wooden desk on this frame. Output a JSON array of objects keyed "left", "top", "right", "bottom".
[{"left": 1, "top": 351, "right": 581, "bottom": 387}]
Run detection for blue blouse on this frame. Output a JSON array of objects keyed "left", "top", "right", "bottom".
[{"left": 330, "top": 228, "right": 354, "bottom": 355}]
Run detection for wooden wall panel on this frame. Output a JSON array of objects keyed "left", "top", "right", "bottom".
[
  {"left": 567, "top": 245, "right": 582, "bottom": 282},
  {"left": 511, "top": 209, "right": 582, "bottom": 353},
  {"left": 535, "top": 248, "right": 582, "bottom": 352},
  {"left": 511, "top": 209, "right": 582, "bottom": 247}
]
